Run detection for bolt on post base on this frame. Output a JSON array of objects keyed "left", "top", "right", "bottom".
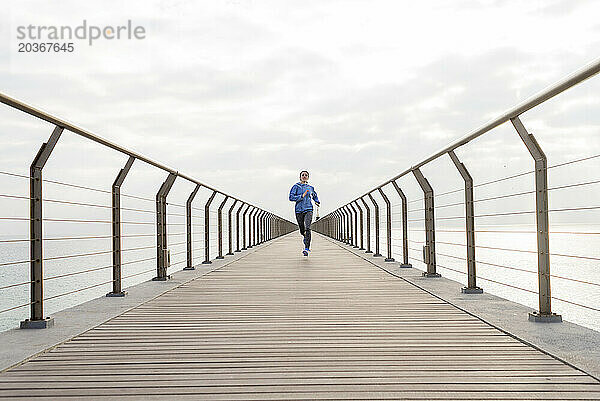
[
  {"left": 202, "top": 260, "right": 212, "bottom": 265},
  {"left": 182, "top": 266, "right": 195, "bottom": 271},
  {"left": 152, "top": 275, "right": 171, "bottom": 281},
  {"left": 399, "top": 263, "right": 412, "bottom": 268},
  {"left": 216, "top": 256, "right": 225, "bottom": 260},
  {"left": 461, "top": 286, "right": 483, "bottom": 294},
  {"left": 385, "top": 257, "right": 395, "bottom": 262},
  {"left": 106, "top": 291, "right": 127, "bottom": 297},
  {"left": 529, "top": 311, "right": 562, "bottom": 323},
  {"left": 422, "top": 272, "right": 441, "bottom": 278},
  {"left": 20, "top": 317, "right": 54, "bottom": 329}
]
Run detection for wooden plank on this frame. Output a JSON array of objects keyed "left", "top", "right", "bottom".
[{"left": 1, "top": 233, "right": 598, "bottom": 400}]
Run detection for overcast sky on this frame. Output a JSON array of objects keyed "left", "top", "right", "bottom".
[{"left": 2, "top": 0, "right": 600, "bottom": 222}]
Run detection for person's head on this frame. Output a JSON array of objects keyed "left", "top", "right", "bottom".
[{"left": 299, "top": 170, "right": 309, "bottom": 183}]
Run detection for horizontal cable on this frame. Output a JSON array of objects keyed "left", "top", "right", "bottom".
[
  {"left": 0, "top": 280, "right": 33, "bottom": 290},
  {"left": 44, "top": 178, "right": 112, "bottom": 195},
  {"left": 44, "top": 233, "right": 155, "bottom": 241},
  {"left": 548, "top": 152, "right": 600, "bottom": 170},
  {"left": 44, "top": 280, "right": 114, "bottom": 302},
  {"left": 43, "top": 198, "right": 111, "bottom": 209},
  {"left": 122, "top": 268, "right": 154, "bottom": 279},
  {"left": 166, "top": 202, "right": 186, "bottom": 209},
  {"left": 121, "top": 245, "right": 156, "bottom": 252},
  {"left": 0, "top": 301, "right": 33, "bottom": 315},
  {"left": 43, "top": 249, "right": 112, "bottom": 261},
  {"left": 431, "top": 201, "right": 465, "bottom": 210},
  {"left": 0, "top": 238, "right": 29, "bottom": 243},
  {"left": 120, "top": 206, "right": 155, "bottom": 214},
  {"left": 45, "top": 264, "right": 112, "bottom": 281},
  {"left": 473, "top": 170, "right": 534, "bottom": 189},
  {"left": 167, "top": 241, "right": 187, "bottom": 247},
  {"left": 553, "top": 297, "right": 600, "bottom": 312},
  {"left": 549, "top": 205, "right": 600, "bottom": 213},
  {"left": 46, "top": 235, "right": 112, "bottom": 241},
  {"left": 0, "top": 217, "right": 30, "bottom": 221},
  {"left": 550, "top": 178, "right": 600, "bottom": 192},
  {"left": 434, "top": 260, "right": 539, "bottom": 295},
  {"left": 0, "top": 194, "right": 28, "bottom": 201},
  {"left": 0, "top": 259, "right": 33, "bottom": 267},
  {"left": 121, "top": 256, "right": 155, "bottom": 266},
  {"left": 0, "top": 170, "right": 28, "bottom": 180},
  {"left": 120, "top": 193, "right": 154, "bottom": 202},
  {"left": 166, "top": 212, "right": 187, "bottom": 217}
]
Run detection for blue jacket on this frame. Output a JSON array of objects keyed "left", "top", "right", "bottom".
[{"left": 289, "top": 182, "right": 320, "bottom": 213}]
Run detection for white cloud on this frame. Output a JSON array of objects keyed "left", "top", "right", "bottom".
[{"left": 1, "top": 0, "right": 600, "bottom": 222}]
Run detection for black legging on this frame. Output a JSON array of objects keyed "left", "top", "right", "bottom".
[{"left": 296, "top": 210, "right": 313, "bottom": 249}]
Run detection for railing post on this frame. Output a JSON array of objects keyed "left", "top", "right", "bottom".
[
  {"left": 343, "top": 207, "right": 351, "bottom": 244},
  {"left": 258, "top": 210, "right": 267, "bottom": 244},
  {"left": 331, "top": 210, "right": 340, "bottom": 240},
  {"left": 360, "top": 197, "right": 372, "bottom": 253},
  {"left": 203, "top": 191, "right": 217, "bottom": 264},
  {"left": 511, "top": 116, "right": 561, "bottom": 323},
  {"left": 227, "top": 199, "right": 238, "bottom": 255},
  {"left": 391, "top": 181, "right": 412, "bottom": 268},
  {"left": 21, "top": 125, "right": 63, "bottom": 329},
  {"left": 412, "top": 168, "right": 440, "bottom": 277},
  {"left": 242, "top": 204, "right": 250, "bottom": 250},
  {"left": 154, "top": 172, "right": 177, "bottom": 281},
  {"left": 354, "top": 201, "right": 365, "bottom": 250},
  {"left": 184, "top": 184, "right": 201, "bottom": 271},
  {"left": 248, "top": 207, "right": 255, "bottom": 248},
  {"left": 339, "top": 210, "right": 344, "bottom": 242},
  {"left": 236, "top": 203, "right": 245, "bottom": 252},
  {"left": 349, "top": 203, "right": 359, "bottom": 248},
  {"left": 254, "top": 210, "right": 260, "bottom": 245},
  {"left": 378, "top": 187, "right": 395, "bottom": 262},
  {"left": 448, "top": 151, "right": 482, "bottom": 293},
  {"left": 367, "top": 193, "right": 382, "bottom": 257},
  {"left": 216, "top": 195, "right": 229, "bottom": 259},
  {"left": 107, "top": 156, "right": 135, "bottom": 296}
]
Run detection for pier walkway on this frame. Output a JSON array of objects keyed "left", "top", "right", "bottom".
[{"left": 1, "top": 233, "right": 599, "bottom": 400}]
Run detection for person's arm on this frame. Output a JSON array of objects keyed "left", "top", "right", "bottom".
[
  {"left": 312, "top": 188, "right": 320, "bottom": 205},
  {"left": 289, "top": 184, "right": 302, "bottom": 202}
]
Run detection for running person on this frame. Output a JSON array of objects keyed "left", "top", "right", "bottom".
[{"left": 289, "top": 170, "right": 320, "bottom": 256}]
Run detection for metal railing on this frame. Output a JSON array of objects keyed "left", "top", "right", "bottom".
[
  {"left": 314, "top": 57, "right": 600, "bottom": 323},
  {"left": 0, "top": 94, "right": 296, "bottom": 329}
]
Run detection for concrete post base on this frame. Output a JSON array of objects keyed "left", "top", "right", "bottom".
[
  {"left": 529, "top": 311, "right": 562, "bottom": 323},
  {"left": 106, "top": 291, "right": 127, "bottom": 297},
  {"left": 20, "top": 317, "right": 54, "bottom": 329},
  {"left": 461, "top": 286, "right": 483, "bottom": 294}
]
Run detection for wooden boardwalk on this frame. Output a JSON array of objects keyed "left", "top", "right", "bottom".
[{"left": 1, "top": 233, "right": 599, "bottom": 400}]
